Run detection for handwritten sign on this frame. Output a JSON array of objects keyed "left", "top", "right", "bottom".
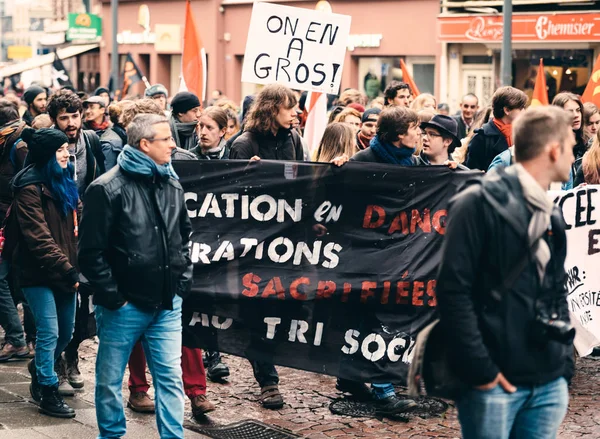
[
  {"left": 241, "top": 2, "right": 351, "bottom": 94},
  {"left": 553, "top": 186, "right": 600, "bottom": 356}
]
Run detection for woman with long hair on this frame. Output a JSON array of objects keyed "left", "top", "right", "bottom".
[
  {"left": 192, "top": 106, "right": 230, "bottom": 160},
  {"left": 12, "top": 128, "right": 80, "bottom": 418},
  {"left": 334, "top": 108, "right": 362, "bottom": 135},
  {"left": 576, "top": 130, "right": 600, "bottom": 185},
  {"left": 224, "top": 108, "right": 240, "bottom": 141},
  {"left": 583, "top": 102, "right": 600, "bottom": 146},
  {"left": 552, "top": 92, "right": 586, "bottom": 189},
  {"left": 410, "top": 93, "right": 437, "bottom": 113},
  {"left": 314, "top": 122, "right": 358, "bottom": 162},
  {"left": 452, "top": 106, "right": 492, "bottom": 164}
]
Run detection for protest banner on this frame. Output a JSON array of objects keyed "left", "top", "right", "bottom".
[
  {"left": 553, "top": 186, "right": 600, "bottom": 356},
  {"left": 176, "top": 160, "right": 475, "bottom": 383},
  {"left": 241, "top": 2, "right": 351, "bottom": 95}
]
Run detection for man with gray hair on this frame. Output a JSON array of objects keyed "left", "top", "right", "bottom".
[{"left": 79, "top": 113, "right": 192, "bottom": 439}]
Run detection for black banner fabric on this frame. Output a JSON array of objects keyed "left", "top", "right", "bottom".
[{"left": 176, "top": 160, "right": 476, "bottom": 383}]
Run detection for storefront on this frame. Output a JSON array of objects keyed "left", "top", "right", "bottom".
[
  {"left": 100, "top": 0, "right": 441, "bottom": 103},
  {"left": 438, "top": 12, "right": 600, "bottom": 111}
]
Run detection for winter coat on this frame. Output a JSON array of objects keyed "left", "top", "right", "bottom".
[
  {"left": 0, "top": 120, "right": 28, "bottom": 218},
  {"left": 78, "top": 166, "right": 193, "bottom": 311},
  {"left": 230, "top": 129, "right": 304, "bottom": 161},
  {"left": 452, "top": 115, "right": 469, "bottom": 140},
  {"left": 436, "top": 167, "right": 574, "bottom": 387},
  {"left": 100, "top": 125, "right": 127, "bottom": 170},
  {"left": 464, "top": 120, "right": 510, "bottom": 171},
  {"left": 11, "top": 166, "right": 80, "bottom": 293}
]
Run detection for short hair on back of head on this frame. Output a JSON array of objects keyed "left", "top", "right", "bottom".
[
  {"left": 127, "top": 113, "right": 169, "bottom": 149},
  {"left": 338, "top": 88, "right": 366, "bottom": 107},
  {"left": 513, "top": 106, "right": 572, "bottom": 162},
  {"left": 492, "top": 86, "right": 528, "bottom": 120},
  {"left": 383, "top": 81, "right": 410, "bottom": 106},
  {"left": 0, "top": 99, "right": 19, "bottom": 126},
  {"left": 47, "top": 90, "right": 83, "bottom": 120},
  {"left": 120, "top": 99, "right": 163, "bottom": 128},
  {"left": 377, "top": 106, "right": 419, "bottom": 144},
  {"left": 245, "top": 84, "right": 297, "bottom": 134}
]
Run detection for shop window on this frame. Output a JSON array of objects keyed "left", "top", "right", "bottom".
[
  {"left": 412, "top": 64, "right": 435, "bottom": 95},
  {"left": 463, "top": 55, "right": 492, "bottom": 65}
]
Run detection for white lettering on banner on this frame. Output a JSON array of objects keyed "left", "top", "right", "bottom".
[
  {"left": 535, "top": 16, "right": 594, "bottom": 40},
  {"left": 188, "top": 313, "right": 233, "bottom": 330},
  {"left": 241, "top": 2, "right": 352, "bottom": 94},
  {"left": 341, "top": 329, "right": 416, "bottom": 363},
  {"left": 551, "top": 186, "right": 600, "bottom": 356}
]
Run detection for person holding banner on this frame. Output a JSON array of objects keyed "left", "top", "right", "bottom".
[
  {"left": 169, "top": 91, "right": 202, "bottom": 151},
  {"left": 191, "top": 107, "right": 230, "bottom": 160},
  {"left": 436, "top": 106, "right": 576, "bottom": 439}
]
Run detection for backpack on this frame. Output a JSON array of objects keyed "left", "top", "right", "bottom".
[{"left": 0, "top": 184, "right": 42, "bottom": 262}]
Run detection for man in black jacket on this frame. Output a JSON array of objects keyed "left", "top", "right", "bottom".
[
  {"left": 230, "top": 84, "right": 303, "bottom": 161},
  {"left": 437, "top": 106, "right": 576, "bottom": 438},
  {"left": 79, "top": 114, "right": 191, "bottom": 439},
  {"left": 452, "top": 93, "right": 479, "bottom": 140},
  {"left": 465, "top": 86, "right": 527, "bottom": 171}
]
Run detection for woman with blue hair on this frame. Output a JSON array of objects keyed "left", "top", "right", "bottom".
[{"left": 10, "top": 127, "right": 80, "bottom": 418}]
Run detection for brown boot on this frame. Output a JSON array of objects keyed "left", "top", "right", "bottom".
[
  {"left": 127, "top": 392, "right": 155, "bottom": 413},
  {"left": 0, "top": 343, "right": 30, "bottom": 362},
  {"left": 191, "top": 394, "right": 215, "bottom": 418}
]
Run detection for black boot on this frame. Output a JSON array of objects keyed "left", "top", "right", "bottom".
[
  {"left": 39, "top": 384, "right": 76, "bottom": 418},
  {"left": 28, "top": 359, "right": 42, "bottom": 403}
]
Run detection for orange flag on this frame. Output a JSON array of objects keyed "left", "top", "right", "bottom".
[
  {"left": 180, "top": 0, "right": 207, "bottom": 102},
  {"left": 582, "top": 54, "right": 600, "bottom": 107},
  {"left": 400, "top": 59, "right": 420, "bottom": 97},
  {"left": 530, "top": 58, "right": 549, "bottom": 107}
]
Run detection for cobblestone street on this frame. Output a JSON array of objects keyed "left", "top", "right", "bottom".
[{"left": 1, "top": 335, "right": 598, "bottom": 438}]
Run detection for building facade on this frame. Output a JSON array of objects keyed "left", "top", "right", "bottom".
[{"left": 98, "top": 0, "right": 441, "bottom": 102}]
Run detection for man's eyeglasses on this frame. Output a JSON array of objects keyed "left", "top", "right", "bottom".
[
  {"left": 421, "top": 130, "right": 443, "bottom": 138},
  {"left": 146, "top": 136, "right": 174, "bottom": 143}
]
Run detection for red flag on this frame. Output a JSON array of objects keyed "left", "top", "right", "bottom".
[
  {"left": 180, "top": 0, "right": 207, "bottom": 102},
  {"left": 530, "top": 58, "right": 549, "bottom": 107},
  {"left": 582, "top": 54, "right": 600, "bottom": 107},
  {"left": 400, "top": 59, "right": 420, "bottom": 97}
]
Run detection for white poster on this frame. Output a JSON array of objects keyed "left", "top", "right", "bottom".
[
  {"left": 552, "top": 186, "right": 600, "bottom": 356},
  {"left": 241, "top": 2, "right": 351, "bottom": 95}
]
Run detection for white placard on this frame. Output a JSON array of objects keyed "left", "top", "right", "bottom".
[
  {"left": 552, "top": 186, "right": 600, "bottom": 356},
  {"left": 241, "top": 2, "right": 351, "bottom": 95}
]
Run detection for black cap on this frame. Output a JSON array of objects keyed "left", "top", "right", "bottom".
[
  {"left": 94, "top": 87, "right": 110, "bottom": 96},
  {"left": 22, "top": 128, "right": 68, "bottom": 166},
  {"left": 420, "top": 115, "right": 461, "bottom": 152},
  {"left": 362, "top": 108, "right": 381, "bottom": 123},
  {"left": 23, "top": 86, "right": 46, "bottom": 105},
  {"left": 171, "top": 92, "right": 201, "bottom": 115}
]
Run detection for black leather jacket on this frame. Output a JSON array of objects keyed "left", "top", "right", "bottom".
[{"left": 78, "top": 166, "right": 193, "bottom": 310}]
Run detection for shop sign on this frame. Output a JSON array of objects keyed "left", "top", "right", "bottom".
[
  {"left": 347, "top": 34, "right": 382, "bottom": 51},
  {"left": 117, "top": 4, "right": 156, "bottom": 45},
  {"left": 7, "top": 46, "right": 33, "bottom": 59},
  {"left": 438, "top": 12, "right": 600, "bottom": 43},
  {"left": 155, "top": 24, "right": 181, "bottom": 53},
  {"left": 67, "top": 13, "right": 102, "bottom": 41},
  {"left": 241, "top": 2, "right": 352, "bottom": 95}
]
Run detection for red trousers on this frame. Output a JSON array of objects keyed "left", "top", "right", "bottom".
[{"left": 128, "top": 340, "right": 206, "bottom": 399}]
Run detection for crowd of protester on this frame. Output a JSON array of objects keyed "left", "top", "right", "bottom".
[{"left": 0, "top": 76, "right": 591, "bottom": 438}]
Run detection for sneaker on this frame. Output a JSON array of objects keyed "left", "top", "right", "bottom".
[
  {"left": 336, "top": 379, "right": 373, "bottom": 401},
  {"left": 0, "top": 342, "right": 30, "bottom": 362},
  {"left": 28, "top": 359, "right": 42, "bottom": 403},
  {"left": 374, "top": 394, "right": 418, "bottom": 416},
  {"left": 127, "top": 392, "right": 155, "bottom": 413},
  {"left": 191, "top": 394, "right": 215, "bottom": 418},
  {"left": 40, "top": 384, "right": 75, "bottom": 418},
  {"left": 66, "top": 357, "right": 84, "bottom": 389}
]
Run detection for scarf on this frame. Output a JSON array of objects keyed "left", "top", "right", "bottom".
[
  {"left": 112, "top": 124, "right": 128, "bottom": 145},
  {"left": 169, "top": 115, "right": 198, "bottom": 151},
  {"left": 195, "top": 138, "right": 227, "bottom": 160},
  {"left": 369, "top": 135, "right": 415, "bottom": 166},
  {"left": 356, "top": 131, "right": 372, "bottom": 151},
  {"left": 512, "top": 164, "right": 553, "bottom": 283},
  {"left": 118, "top": 145, "right": 178, "bottom": 181},
  {"left": 493, "top": 118, "right": 513, "bottom": 147},
  {"left": 88, "top": 117, "right": 110, "bottom": 132}
]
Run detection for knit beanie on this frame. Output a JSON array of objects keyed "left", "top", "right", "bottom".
[
  {"left": 362, "top": 108, "right": 381, "bottom": 123},
  {"left": 171, "top": 92, "right": 201, "bottom": 115},
  {"left": 24, "top": 86, "right": 46, "bottom": 105},
  {"left": 22, "top": 128, "right": 68, "bottom": 166}
]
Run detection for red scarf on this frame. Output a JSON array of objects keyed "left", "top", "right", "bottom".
[
  {"left": 357, "top": 131, "right": 372, "bottom": 150},
  {"left": 88, "top": 118, "right": 110, "bottom": 132},
  {"left": 493, "top": 118, "right": 513, "bottom": 147}
]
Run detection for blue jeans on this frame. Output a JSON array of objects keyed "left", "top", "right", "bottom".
[
  {"left": 95, "top": 295, "right": 184, "bottom": 439},
  {"left": 0, "top": 260, "right": 26, "bottom": 348},
  {"left": 22, "top": 287, "right": 76, "bottom": 386},
  {"left": 456, "top": 377, "right": 569, "bottom": 439}
]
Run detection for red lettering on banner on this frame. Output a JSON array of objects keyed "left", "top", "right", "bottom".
[
  {"left": 432, "top": 210, "right": 447, "bottom": 235},
  {"left": 317, "top": 280, "right": 336, "bottom": 299},
  {"left": 363, "top": 205, "right": 385, "bottom": 229},
  {"left": 290, "top": 277, "right": 310, "bottom": 300},
  {"left": 412, "top": 281, "right": 425, "bottom": 306},
  {"left": 410, "top": 209, "right": 431, "bottom": 234},
  {"left": 361, "top": 281, "right": 377, "bottom": 303},
  {"left": 242, "top": 273, "right": 261, "bottom": 297},
  {"left": 388, "top": 212, "right": 409, "bottom": 235},
  {"left": 396, "top": 281, "right": 410, "bottom": 305},
  {"left": 262, "top": 277, "right": 286, "bottom": 299},
  {"left": 427, "top": 280, "right": 437, "bottom": 307},
  {"left": 341, "top": 282, "right": 352, "bottom": 302},
  {"left": 381, "top": 281, "right": 391, "bottom": 305}
]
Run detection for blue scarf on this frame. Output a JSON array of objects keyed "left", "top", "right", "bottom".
[
  {"left": 369, "top": 135, "right": 416, "bottom": 166},
  {"left": 117, "top": 145, "right": 179, "bottom": 181}
]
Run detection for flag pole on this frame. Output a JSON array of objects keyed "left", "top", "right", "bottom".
[{"left": 111, "top": 0, "right": 119, "bottom": 95}]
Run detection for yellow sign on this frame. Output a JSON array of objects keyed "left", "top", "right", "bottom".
[{"left": 7, "top": 46, "right": 33, "bottom": 59}]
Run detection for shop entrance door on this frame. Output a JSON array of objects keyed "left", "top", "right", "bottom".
[{"left": 462, "top": 68, "right": 494, "bottom": 107}]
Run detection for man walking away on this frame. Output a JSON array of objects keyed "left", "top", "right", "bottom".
[
  {"left": 79, "top": 114, "right": 190, "bottom": 439},
  {"left": 437, "top": 106, "right": 576, "bottom": 439}
]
